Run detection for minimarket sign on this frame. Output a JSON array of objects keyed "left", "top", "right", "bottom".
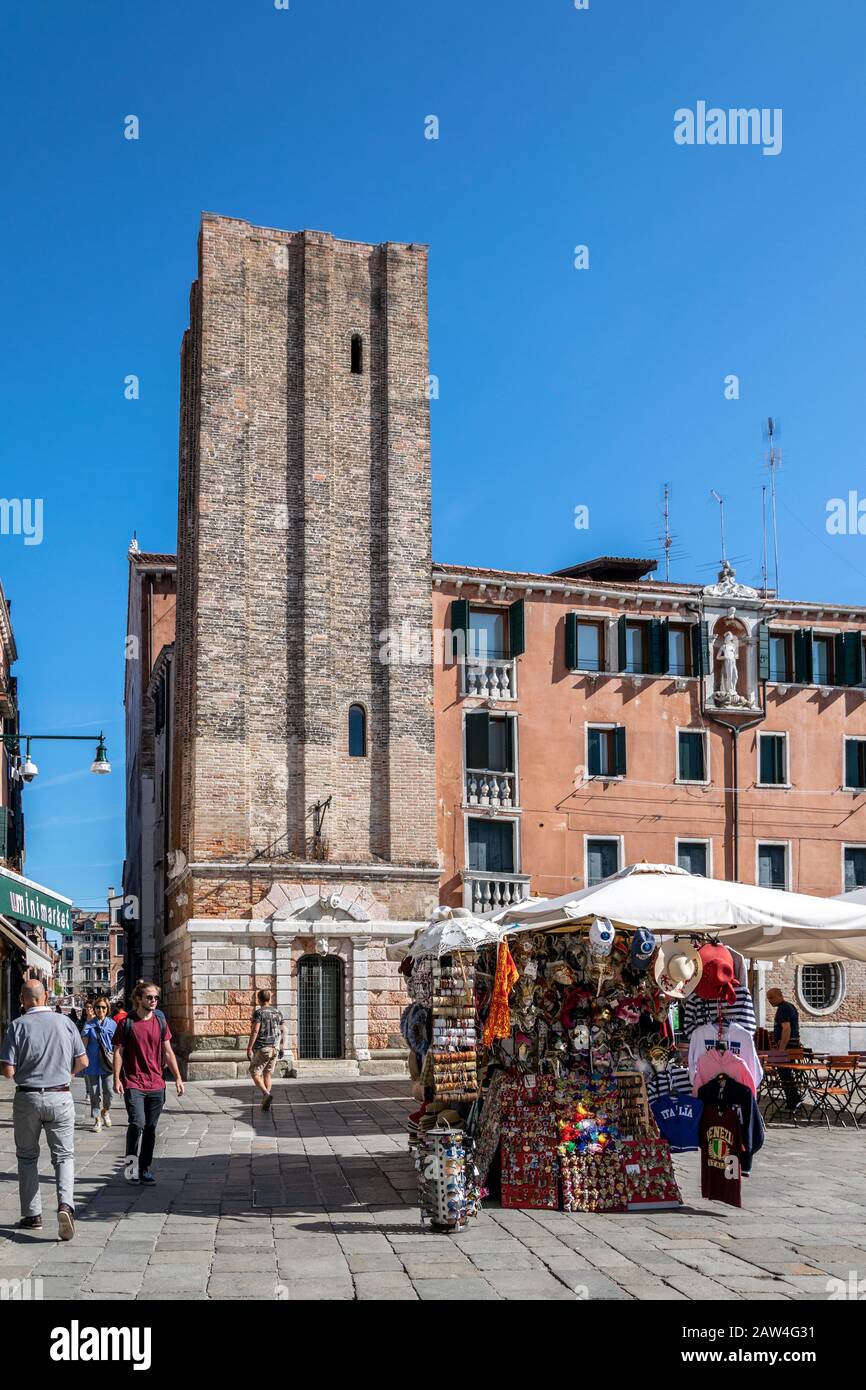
[{"left": 0, "top": 867, "right": 73, "bottom": 936}]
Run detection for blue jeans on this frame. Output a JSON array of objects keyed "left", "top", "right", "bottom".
[
  {"left": 13, "top": 1089, "right": 76, "bottom": 1216},
  {"left": 84, "top": 1073, "right": 112, "bottom": 1117},
  {"left": 124, "top": 1088, "right": 165, "bottom": 1170}
]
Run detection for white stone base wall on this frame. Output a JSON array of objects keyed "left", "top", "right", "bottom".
[{"left": 162, "top": 917, "right": 418, "bottom": 1078}]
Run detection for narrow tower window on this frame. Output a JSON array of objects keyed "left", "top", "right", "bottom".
[
  {"left": 350, "top": 334, "right": 363, "bottom": 374},
  {"left": 348, "top": 704, "right": 367, "bottom": 757}
]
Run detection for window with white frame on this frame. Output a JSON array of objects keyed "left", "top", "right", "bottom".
[
  {"left": 677, "top": 730, "right": 706, "bottom": 782},
  {"left": 844, "top": 738, "right": 866, "bottom": 791},
  {"left": 587, "top": 725, "right": 626, "bottom": 778},
  {"left": 586, "top": 837, "right": 620, "bottom": 886},
  {"left": 758, "top": 842, "right": 788, "bottom": 890},
  {"left": 796, "top": 962, "right": 844, "bottom": 1014},
  {"left": 677, "top": 840, "right": 709, "bottom": 876},
  {"left": 843, "top": 845, "right": 866, "bottom": 892},
  {"left": 758, "top": 732, "right": 788, "bottom": 786},
  {"left": 467, "top": 817, "right": 516, "bottom": 874}
]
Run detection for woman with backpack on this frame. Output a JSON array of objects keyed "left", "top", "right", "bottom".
[
  {"left": 81, "top": 996, "right": 116, "bottom": 1131},
  {"left": 112, "top": 980, "right": 184, "bottom": 1184}
]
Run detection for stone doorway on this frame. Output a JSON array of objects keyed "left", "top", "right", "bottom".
[{"left": 297, "top": 954, "right": 344, "bottom": 1060}]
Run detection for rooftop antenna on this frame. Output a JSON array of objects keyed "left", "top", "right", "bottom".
[
  {"left": 760, "top": 484, "right": 769, "bottom": 593},
  {"left": 661, "top": 483, "right": 672, "bottom": 581},
  {"left": 763, "top": 417, "right": 781, "bottom": 592},
  {"left": 710, "top": 489, "right": 728, "bottom": 570}
]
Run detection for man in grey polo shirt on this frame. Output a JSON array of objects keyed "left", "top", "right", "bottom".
[{"left": 0, "top": 979, "right": 87, "bottom": 1239}]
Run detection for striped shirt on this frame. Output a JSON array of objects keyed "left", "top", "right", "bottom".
[
  {"left": 681, "top": 983, "right": 756, "bottom": 1039},
  {"left": 646, "top": 1064, "right": 692, "bottom": 1102}
]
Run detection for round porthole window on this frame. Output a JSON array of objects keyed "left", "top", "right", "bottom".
[{"left": 796, "top": 962, "right": 845, "bottom": 1015}]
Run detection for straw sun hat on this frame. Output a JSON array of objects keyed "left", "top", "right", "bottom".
[{"left": 652, "top": 940, "right": 704, "bottom": 1000}]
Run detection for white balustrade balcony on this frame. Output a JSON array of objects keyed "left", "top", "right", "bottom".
[
  {"left": 460, "top": 657, "right": 517, "bottom": 701},
  {"left": 464, "top": 768, "right": 517, "bottom": 809},
  {"left": 463, "top": 871, "right": 531, "bottom": 914}
]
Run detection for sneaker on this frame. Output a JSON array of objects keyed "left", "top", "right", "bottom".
[
  {"left": 261, "top": 1094, "right": 272, "bottom": 1112},
  {"left": 101, "top": 1110, "right": 112, "bottom": 1128},
  {"left": 18, "top": 1215, "right": 42, "bottom": 1231},
  {"left": 92, "top": 1116, "right": 103, "bottom": 1132},
  {"left": 57, "top": 1205, "right": 75, "bottom": 1241},
  {"left": 139, "top": 1170, "right": 156, "bottom": 1185}
]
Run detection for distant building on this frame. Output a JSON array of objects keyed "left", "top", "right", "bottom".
[
  {"left": 122, "top": 546, "right": 177, "bottom": 990},
  {"left": 60, "top": 909, "right": 124, "bottom": 1003}
]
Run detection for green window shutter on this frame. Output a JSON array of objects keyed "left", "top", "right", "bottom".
[
  {"left": 587, "top": 728, "right": 602, "bottom": 776},
  {"left": 839, "top": 631, "right": 862, "bottom": 687},
  {"left": 508, "top": 599, "right": 525, "bottom": 658},
  {"left": 613, "top": 725, "right": 627, "bottom": 776},
  {"left": 678, "top": 732, "right": 690, "bottom": 780},
  {"left": 760, "top": 736, "right": 780, "bottom": 784},
  {"left": 691, "top": 621, "right": 710, "bottom": 676},
  {"left": 0, "top": 807, "right": 8, "bottom": 862},
  {"left": 565, "top": 613, "right": 578, "bottom": 671},
  {"left": 505, "top": 715, "right": 515, "bottom": 773},
  {"left": 846, "top": 739, "right": 864, "bottom": 790},
  {"left": 794, "top": 628, "right": 813, "bottom": 684},
  {"left": 450, "top": 599, "right": 470, "bottom": 661},
  {"left": 648, "top": 620, "right": 663, "bottom": 675},
  {"left": 659, "top": 619, "right": 670, "bottom": 674},
  {"left": 617, "top": 614, "right": 628, "bottom": 672},
  {"left": 758, "top": 623, "right": 770, "bottom": 681},
  {"left": 679, "top": 732, "right": 704, "bottom": 781},
  {"left": 465, "top": 711, "right": 490, "bottom": 769}
]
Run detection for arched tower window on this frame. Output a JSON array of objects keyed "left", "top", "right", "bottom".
[
  {"left": 350, "top": 334, "right": 363, "bottom": 374},
  {"left": 348, "top": 704, "right": 367, "bottom": 757}
]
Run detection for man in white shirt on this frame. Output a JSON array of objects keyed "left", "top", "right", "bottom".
[{"left": 0, "top": 980, "right": 88, "bottom": 1238}]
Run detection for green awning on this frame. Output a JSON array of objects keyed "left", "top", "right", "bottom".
[{"left": 0, "top": 867, "right": 73, "bottom": 936}]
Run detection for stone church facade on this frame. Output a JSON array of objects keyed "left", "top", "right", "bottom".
[{"left": 158, "top": 214, "right": 440, "bottom": 1077}]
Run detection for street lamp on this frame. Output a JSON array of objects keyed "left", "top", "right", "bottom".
[
  {"left": 90, "top": 737, "right": 111, "bottom": 775},
  {"left": 2, "top": 732, "right": 112, "bottom": 784}
]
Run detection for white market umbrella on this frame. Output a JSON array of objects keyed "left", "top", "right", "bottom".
[
  {"left": 492, "top": 862, "right": 866, "bottom": 963},
  {"left": 388, "top": 906, "right": 506, "bottom": 961}
]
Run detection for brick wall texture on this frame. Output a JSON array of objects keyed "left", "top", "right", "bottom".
[{"left": 168, "top": 215, "right": 441, "bottom": 1059}]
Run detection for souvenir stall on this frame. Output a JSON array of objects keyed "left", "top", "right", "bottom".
[{"left": 400, "top": 865, "right": 866, "bottom": 1228}]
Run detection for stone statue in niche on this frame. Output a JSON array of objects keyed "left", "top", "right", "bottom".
[{"left": 713, "top": 627, "right": 750, "bottom": 707}]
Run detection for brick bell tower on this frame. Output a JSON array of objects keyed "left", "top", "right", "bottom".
[{"left": 167, "top": 215, "right": 440, "bottom": 1077}]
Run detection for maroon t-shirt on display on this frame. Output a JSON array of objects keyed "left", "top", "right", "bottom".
[
  {"left": 116, "top": 1014, "right": 170, "bottom": 1092},
  {"left": 699, "top": 1105, "right": 744, "bottom": 1209}
]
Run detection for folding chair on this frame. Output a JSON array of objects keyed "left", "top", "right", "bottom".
[{"left": 812, "top": 1056, "right": 860, "bottom": 1131}]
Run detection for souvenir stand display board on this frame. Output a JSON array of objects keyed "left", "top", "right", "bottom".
[{"left": 407, "top": 950, "right": 482, "bottom": 1229}]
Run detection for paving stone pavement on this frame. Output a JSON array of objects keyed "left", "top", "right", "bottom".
[{"left": 1, "top": 1076, "right": 865, "bottom": 1301}]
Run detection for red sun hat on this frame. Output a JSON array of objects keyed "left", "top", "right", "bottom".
[{"left": 693, "top": 943, "right": 737, "bottom": 1004}]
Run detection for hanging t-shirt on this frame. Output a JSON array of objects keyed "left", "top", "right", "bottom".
[
  {"left": 687, "top": 1022, "right": 763, "bottom": 1092},
  {"left": 645, "top": 1063, "right": 692, "bottom": 1103},
  {"left": 692, "top": 1047, "right": 756, "bottom": 1098},
  {"left": 699, "top": 1104, "right": 743, "bottom": 1208},
  {"left": 682, "top": 984, "right": 756, "bottom": 1038},
  {"left": 650, "top": 1094, "right": 703, "bottom": 1153},
  {"left": 698, "top": 1075, "right": 764, "bottom": 1176}
]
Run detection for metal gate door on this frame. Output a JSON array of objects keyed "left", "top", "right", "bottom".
[{"left": 297, "top": 955, "right": 344, "bottom": 1059}]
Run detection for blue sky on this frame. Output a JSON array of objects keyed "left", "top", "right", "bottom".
[{"left": 2, "top": 0, "right": 865, "bottom": 914}]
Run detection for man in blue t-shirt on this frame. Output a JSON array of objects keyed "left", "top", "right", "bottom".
[{"left": 767, "top": 987, "right": 801, "bottom": 1111}]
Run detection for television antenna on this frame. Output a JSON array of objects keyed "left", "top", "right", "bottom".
[
  {"left": 643, "top": 483, "right": 689, "bottom": 580},
  {"left": 709, "top": 489, "right": 728, "bottom": 569},
  {"left": 760, "top": 484, "right": 769, "bottom": 592},
  {"left": 762, "top": 417, "right": 782, "bottom": 592}
]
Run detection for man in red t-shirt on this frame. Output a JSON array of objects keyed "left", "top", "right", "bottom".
[{"left": 113, "top": 981, "right": 184, "bottom": 1184}]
